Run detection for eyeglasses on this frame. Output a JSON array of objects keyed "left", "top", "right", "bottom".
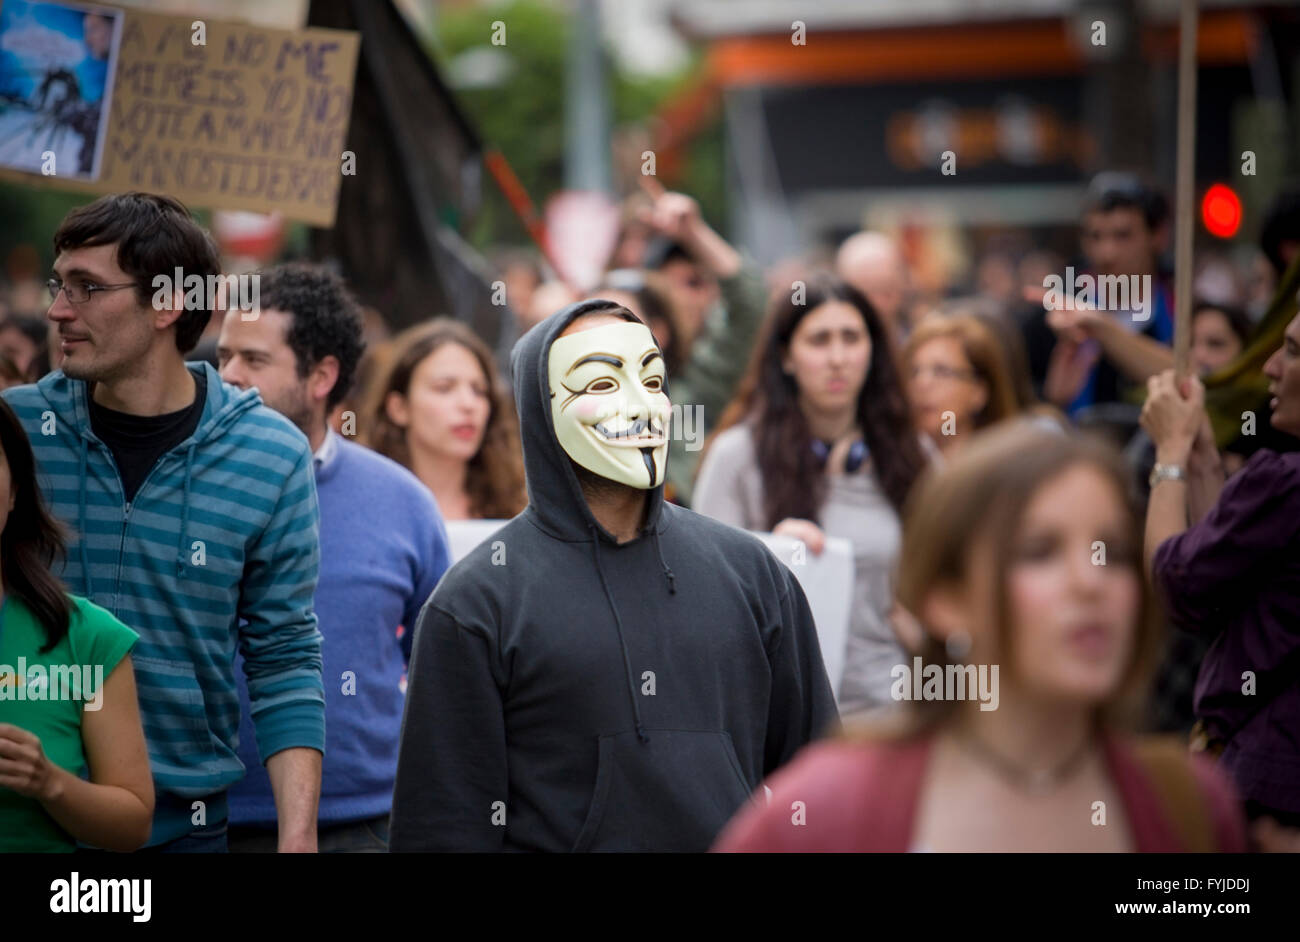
[
  {"left": 910, "top": 363, "right": 978, "bottom": 383},
  {"left": 47, "top": 277, "right": 136, "bottom": 304}
]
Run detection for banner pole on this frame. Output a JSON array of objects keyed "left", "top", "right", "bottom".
[{"left": 1172, "top": 0, "right": 1199, "bottom": 380}]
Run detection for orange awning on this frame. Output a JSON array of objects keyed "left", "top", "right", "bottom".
[{"left": 706, "top": 11, "right": 1253, "bottom": 87}]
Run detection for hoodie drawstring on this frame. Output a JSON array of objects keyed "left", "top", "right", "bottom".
[
  {"left": 175, "top": 442, "right": 197, "bottom": 576},
  {"left": 77, "top": 437, "right": 93, "bottom": 598},
  {"left": 652, "top": 528, "right": 676, "bottom": 595},
  {"left": 590, "top": 523, "right": 651, "bottom": 744}
]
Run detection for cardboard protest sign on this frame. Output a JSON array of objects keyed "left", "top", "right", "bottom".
[{"left": 0, "top": 1, "right": 359, "bottom": 226}]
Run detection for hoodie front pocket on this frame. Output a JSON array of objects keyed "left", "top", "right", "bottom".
[
  {"left": 130, "top": 656, "right": 213, "bottom": 778},
  {"left": 570, "top": 729, "right": 754, "bottom": 852}
]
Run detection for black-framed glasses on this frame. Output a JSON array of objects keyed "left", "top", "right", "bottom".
[{"left": 46, "top": 277, "right": 136, "bottom": 304}]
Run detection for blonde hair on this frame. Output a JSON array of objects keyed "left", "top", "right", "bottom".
[{"left": 904, "top": 312, "right": 1022, "bottom": 430}]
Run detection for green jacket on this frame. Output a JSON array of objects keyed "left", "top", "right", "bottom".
[{"left": 666, "top": 255, "right": 769, "bottom": 507}]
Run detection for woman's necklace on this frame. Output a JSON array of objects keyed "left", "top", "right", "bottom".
[{"left": 953, "top": 727, "right": 1096, "bottom": 796}]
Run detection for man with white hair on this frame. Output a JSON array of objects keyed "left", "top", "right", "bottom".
[{"left": 836, "top": 231, "right": 908, "bottom": 349}]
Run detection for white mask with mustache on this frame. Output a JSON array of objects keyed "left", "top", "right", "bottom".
[{"left": 548, "top": 321, "right": 671, "bottom": 489}]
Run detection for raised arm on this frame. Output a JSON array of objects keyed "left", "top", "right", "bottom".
[
  {"left": 1140, "top": 370, "right": 1203, "bottom": 577},
  {"left": 1090, "top": 315, "right": 1176, "bottom": 383}
]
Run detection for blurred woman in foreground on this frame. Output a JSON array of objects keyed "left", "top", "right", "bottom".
[{"left": 715, "top": 422, "right": 1246, "bottom": 852}]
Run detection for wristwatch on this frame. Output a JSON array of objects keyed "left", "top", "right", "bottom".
[{"left": 1149, "top": 463, "right": 1187, "bottom": 489}]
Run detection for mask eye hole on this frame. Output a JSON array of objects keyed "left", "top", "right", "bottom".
[
  {"left": 643, "top": 376, "right": 663, "bottom": 392},
  {"left": 585, "top": 378, "right": 618, "bottom": 394}
]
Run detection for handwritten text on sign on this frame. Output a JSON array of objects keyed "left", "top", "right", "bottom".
[{"left": 101, "top": 12, "right": 358, "bottom": 225}]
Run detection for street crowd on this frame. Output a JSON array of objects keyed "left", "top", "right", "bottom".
[{"left": 0, "top": 174, "right": 1297, "bottom": 853}]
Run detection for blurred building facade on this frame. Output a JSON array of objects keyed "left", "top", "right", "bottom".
[{"left": 657, "top": 0, "right": 1298, "bottom": 269}]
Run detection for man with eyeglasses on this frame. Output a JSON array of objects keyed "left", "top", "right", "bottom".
[{"left": 2, "top": 191, "right": 325, "bottom": 853}]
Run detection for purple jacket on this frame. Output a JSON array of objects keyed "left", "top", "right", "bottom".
[{"left": 1154, "top": 448, "right": 1300, "bottom": 815}]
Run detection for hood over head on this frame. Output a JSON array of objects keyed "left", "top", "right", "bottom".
[{"left": 511, "top": 299, "right": 669, "bottom": 544}]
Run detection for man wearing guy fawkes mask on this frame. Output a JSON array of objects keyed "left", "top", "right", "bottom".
[{"left": 390, "top": 300, "right": 836, "bottom": 852}]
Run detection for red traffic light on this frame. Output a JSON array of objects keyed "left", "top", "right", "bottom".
[{"left": 1201, "top": 184, "right": 1242, "bottom": 239}]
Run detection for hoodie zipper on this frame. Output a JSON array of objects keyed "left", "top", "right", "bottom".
[
  {"left": 83, "top": 433, "right": 163, "bottom": 618},
  {"left": 82, "top": 414, "right": 195, "bottom": 616},
  {"left": 116, "top": 455, "right": 172, "bottom": 610}
]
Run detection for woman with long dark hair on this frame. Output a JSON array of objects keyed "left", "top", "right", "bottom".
[
  {"left": 361, "top": 318, "right": 527, "bottom": 521},
  {"left": 694, "top": 275, "right": 928, "bottom": 712},
  {"left": 0, "top": 398, "right": 152, "bottom": 851}
]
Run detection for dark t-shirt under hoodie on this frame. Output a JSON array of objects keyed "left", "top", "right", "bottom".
[{"left": 389, "top": 300, "right": 838, "bottom": 852}]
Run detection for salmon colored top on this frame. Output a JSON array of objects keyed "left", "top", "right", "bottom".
[{"left": 713, "top": 734, "right": 1248, "bottom": 852}]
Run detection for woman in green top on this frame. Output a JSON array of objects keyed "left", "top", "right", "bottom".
[{"left": 0, "top": 398, "right": 153, "bottom": 852}]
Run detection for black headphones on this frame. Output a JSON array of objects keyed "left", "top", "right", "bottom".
[{"left": 811, "top": 437, "right": 868, "bottom": 474}]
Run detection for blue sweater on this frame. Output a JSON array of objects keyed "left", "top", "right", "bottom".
[
  {"left": 2, "top": 364, "right": 324, "bottom": 846},
  {"left": 229, "top": 436, "right": 450, "bottom": 828}
]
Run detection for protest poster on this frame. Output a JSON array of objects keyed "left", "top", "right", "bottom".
[
  {"left": 0, "top": 2, "right": 359, "bottom": 226},
  {"left": 0, "top": 0, "right": 123, "bottom": 180}
]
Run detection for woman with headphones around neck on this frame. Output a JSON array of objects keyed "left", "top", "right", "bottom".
[{"left": 694, "top": 275, "right": 928, "bottom": 713}]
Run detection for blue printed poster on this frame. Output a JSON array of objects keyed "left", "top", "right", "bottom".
[{"left": 0, "top": 0, "right": 122, "bottom": 179}]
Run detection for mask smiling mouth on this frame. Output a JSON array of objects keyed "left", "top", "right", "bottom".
[{"left": 589, "top": 418, "right": 666, "bottom": 447}]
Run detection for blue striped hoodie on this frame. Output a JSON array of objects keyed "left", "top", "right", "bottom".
[{"left": 2, "top": 363, "right": 324, "bottom": 846}]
